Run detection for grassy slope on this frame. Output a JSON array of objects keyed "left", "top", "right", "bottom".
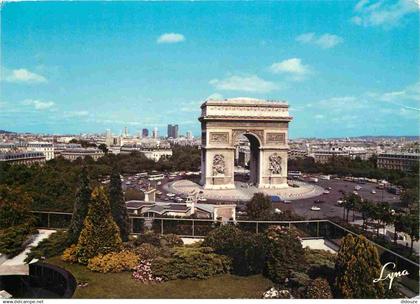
[{"left": 48, "top": 256, "right": 272, "bottom": 299}]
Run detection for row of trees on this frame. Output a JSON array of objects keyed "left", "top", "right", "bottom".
[
  {"left": 289, "top": 155, "right": 419, "bottom": 190},
  {"left": 339, "top": 192, "right": 419, "bottom": 256},
  {"left": 0, "top": 145, "right": 200, "bottom": 212}
]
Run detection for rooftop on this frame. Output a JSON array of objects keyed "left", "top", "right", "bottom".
[{"left": 201, "top": 97, "right": 288, "bottom": 108}]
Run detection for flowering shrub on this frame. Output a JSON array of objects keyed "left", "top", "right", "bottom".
[
  {"left": 132, "top": 260, "right": 163, "bottom": 284},
  {"left": 87, "top": 250, "right": 139, "bottom": 273},
  {"left": 61, "top": 244, "right": 79, "bottom": 263},
  {"left": 262, "top": 287, "right": 293, "bottom": 299}
]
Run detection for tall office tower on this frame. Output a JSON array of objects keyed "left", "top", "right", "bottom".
[
  {"left": 105, "top": 129, "right": 113, "bottom": 146},
  {"left": 142, "top": 128, "right": 149, "bottom": 138},
  {"left": 186, "top": 131, "right": 193, "bottom": 140},
  {"left": 167, "top": 124, "right": 179, "bottom": 138},
  {"left": 123, "top": 126, "right": 129, "bottom": 137},
  {"left": 152, "top": 127, "right": 158, "bottom": 139}
]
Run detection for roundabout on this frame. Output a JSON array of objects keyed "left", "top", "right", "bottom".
[{"left": 163, "top": 179, "right": 324, "bottom": 203}]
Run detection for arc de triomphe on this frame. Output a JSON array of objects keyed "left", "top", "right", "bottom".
[{"left": 199, "top": 98, "right": 293, "bottom": 190}]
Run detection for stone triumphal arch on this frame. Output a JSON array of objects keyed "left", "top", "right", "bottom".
[{"left": 199, "top": 98, "right": 293, "bottom": 190}]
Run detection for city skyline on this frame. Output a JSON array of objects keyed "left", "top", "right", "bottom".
[{"left": 1, "top": 1, "right": 419, "bottom": 138}]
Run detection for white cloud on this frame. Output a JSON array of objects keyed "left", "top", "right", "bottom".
[
  {"left": 296, "top": 33, "right": 343, "bottom": 49},
  {"left": 368, "top": 80, "right": 420, "bottom": 110},
  {"left": 269, "top": 58, "right": 311, "bottom": 80},
  {"left": 209, "top": 75, "right": 279, "bottom": 93},
  {"left": 66, "top": 111, "right": 90, "bottom": 117},
  {"left": 3, "top": 68, "right": 47, "bottom": 83},
  {"left": 22, "top": 99, "right": 55, "bottom": 110},
  {"left": 351, "top": 0, "right": 419, "bottom": 28},
  {"left": 157, "top": 33, "right": 185, "bottom": 44}
]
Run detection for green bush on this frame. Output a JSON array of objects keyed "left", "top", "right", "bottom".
[
  {"left": 0, "top": 223, "right": 36, "bottom": 257},
  {"left": 133, "top": 243, "right": 162, "bottom": 260},
  {"left": 203, "top": 224, "right": 265, "bottom": 275},
  {"left": 134, "top": 231, "right": 161, "bottom": 247},
  {"left": 263, "top": 226, "right": 306, "bottom": 284},
  {"left": 61, "top": 244, "right": 79, "bottom": 263},
  {"left": 25, "top": 230, "right": 69, "bottom": 263},
  {"left": 152, "top": 245, "right": 231, "bottom": 280},
  {"left": 306, "top": 277, "right": 333, "bottom": 299},
  {"left": 304, "top": 248, "right": 336, "bottom": 280},
  {"left": 87, "top": 250, "right": 139, "bottom": 273},
  {"left": 160, "top": 234, "right": 183, "bottom": 248},
  {"left": 133, "top": 232, "right": 183, "bottom": 248}
]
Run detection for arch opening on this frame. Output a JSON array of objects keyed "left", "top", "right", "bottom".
[{"left": 234, "top": 133, "right": 261, "bottom": 186}]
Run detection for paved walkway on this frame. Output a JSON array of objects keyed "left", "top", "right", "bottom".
[
  {"left": 0, "top": 229, "right": 56, "bottom": 275},
  {"left": 164, "top": 179, "right": 324, "bottom": 202}
]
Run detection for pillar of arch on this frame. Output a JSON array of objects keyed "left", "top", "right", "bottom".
[{"left": 198, "top": 98, "right": 293, "bottom": 190}]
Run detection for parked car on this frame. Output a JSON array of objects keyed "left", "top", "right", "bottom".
[{"left": 310, "top": 206, "right": 321, "bottom": 211}]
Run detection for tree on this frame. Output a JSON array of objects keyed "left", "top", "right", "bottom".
[
  {"left": 76, "top": 186, "right": 122, "bottom": 264},
  {"left": 404, "top": 214, "right": 419, "bottom": 255},
  {"left": 263, "top": 226, "right": 306, "bottom": 284},
  {"left": 401, "top": 188, "right": 419, "bottom": 211},
  {"left": 358, "top": 199, "right": 372, "bottom": 230},
  {"left": 370, "top": 202, "right": 392, "bottom": 237},
  {"left": 67, "top": 167, "right": 91, "bottom": 245},
  {"left": 0, "top": 185, "right": 34, "bottom": 228},
  {"left": 246, "top": 193, "right": 271, "bottom": 220},
  {"left": 334, "top": 234, "right": 384, "bottom": 298},
  {"left": 392, "top": 213, "right": 407, "bottom": 244},
  {"left": 98, "top": 143, "right": 109, "bottom": 154},
  {"left": 203, "top": 224, "right": 266, "bottom": 275},
  {"left": 109, "top": 167, "right": 130, "bottom": 241}
]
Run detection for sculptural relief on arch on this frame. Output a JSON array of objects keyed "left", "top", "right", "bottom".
[{"left": 198, "top": 98, "right": 293, "bottom": 190}]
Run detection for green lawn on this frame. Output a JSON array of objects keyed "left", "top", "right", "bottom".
[{"left": 47, "top": 257, "right": 273, "bottom": 299}]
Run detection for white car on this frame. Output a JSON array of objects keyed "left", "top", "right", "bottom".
[
  {"left": 274, "top": 208, "right": 282, "bottom": 214},
  {"left": 337, "top": 200, "right": 343, "bottom": 205},
  {"left": 371, "top": 190, "right": 376, "bottom": 194},
  {"left": 166, "top": 193, "right": 176, "bottom": 198},
  {"left": 323, "top": 190, "right": 330, "bottom": 194},
  {"left": 310, "top": 206, "right": 321, "bottom": 211}
]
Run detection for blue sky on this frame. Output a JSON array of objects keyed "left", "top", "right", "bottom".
[{"left": 1, "top": 0, "right": 419, "bottom": 138}]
